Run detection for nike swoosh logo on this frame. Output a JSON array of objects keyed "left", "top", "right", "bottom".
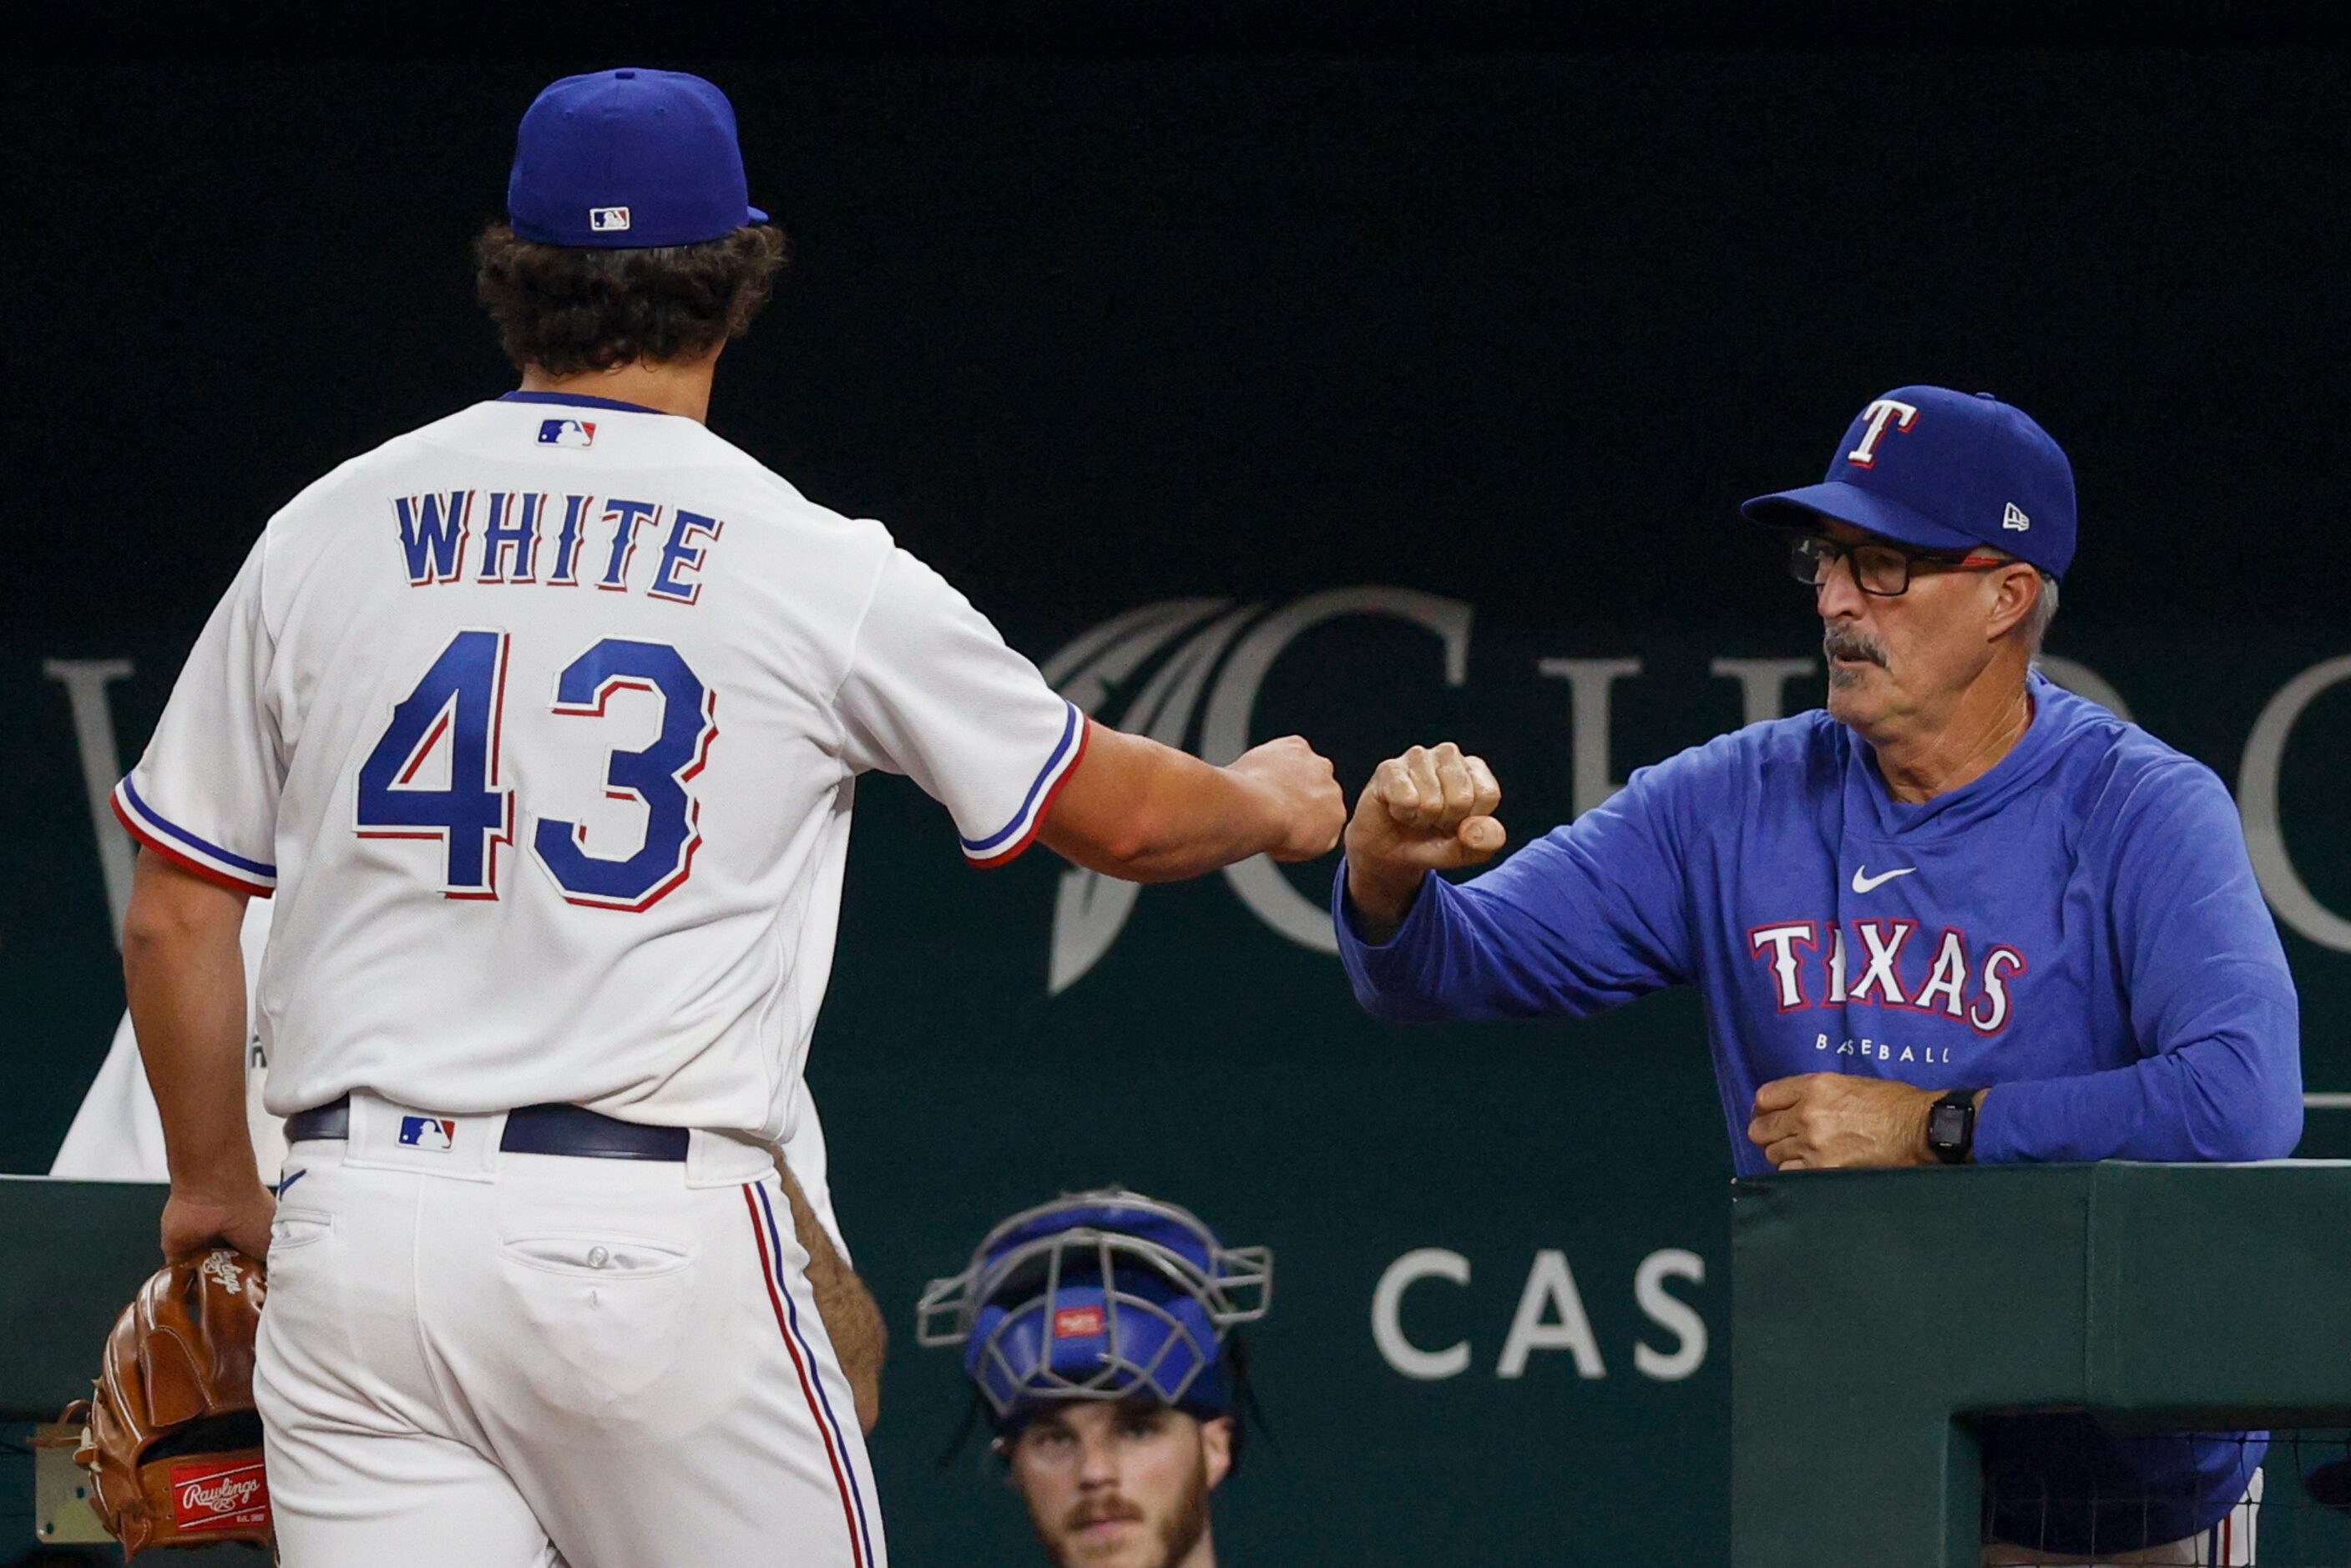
[
  {"left": 276, "top": 1169, "right": 307, "bottom": 1197},
  {"left": 1850, "top": 865, "right": 1917, "bottom": 893}
]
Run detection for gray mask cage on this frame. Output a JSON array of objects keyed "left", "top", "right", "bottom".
[{"left": 915, "top": 1188, "right": 1272, "bottom": 1419}]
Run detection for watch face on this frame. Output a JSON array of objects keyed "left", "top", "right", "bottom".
[{"left": 1929, "top": 1104, "right": 1969, "bottom": 1146}]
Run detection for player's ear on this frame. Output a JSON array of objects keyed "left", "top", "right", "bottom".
[
  {"left": 1199, "top": 1414, "right": 1234, "bottom": 1491},
  {"left": 1984, "top": 564, "right": 2040, "bottom": 643}
]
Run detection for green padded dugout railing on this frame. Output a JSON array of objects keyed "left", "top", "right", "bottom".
[
  {"left": 1731, "top": 1161, "right": 2351, "bottom": 1566},
  {"left": 0, "top": 1177, "right": 174, "bottom": 1420}
]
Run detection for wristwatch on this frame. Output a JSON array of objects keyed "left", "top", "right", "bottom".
[{"left": 1926, "top": 1090, "right": 1983, "bottom": 1166}]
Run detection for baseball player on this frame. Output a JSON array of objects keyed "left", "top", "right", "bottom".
[
  {"left": 1334, "top": 387, "right": 2299, "bottom": 1565},
  {"left": 113, "top": 68, "right": 1342, "bottom": 1568},
  {"left": 917, "top": 1190, "right": 1270, "bottom": 1568}
]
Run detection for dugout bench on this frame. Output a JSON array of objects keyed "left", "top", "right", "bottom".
[{"left": 1732, "top": 1162, "right": 2351, "bottom": 1566}]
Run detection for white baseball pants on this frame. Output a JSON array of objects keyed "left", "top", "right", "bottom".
[{"left": 254, "top": 1097, "right": 884, "bottom": 1568}]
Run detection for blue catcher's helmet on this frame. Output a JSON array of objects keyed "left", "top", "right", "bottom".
[{"left": 917, "top": 1190, "right": 1271, "bottom": 1424}]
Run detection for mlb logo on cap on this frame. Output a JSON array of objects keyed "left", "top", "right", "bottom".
[
  {"left": 538, "top": 418, "right": 595, "bottom": 448},
  {"left": 507, "top": 68, "right": 767, "bottom": 250},
  {"left": 398, "top": 1116, "right": 457, "bottom": 1151}
]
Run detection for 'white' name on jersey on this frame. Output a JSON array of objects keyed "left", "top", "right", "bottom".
[{"left": 116, "top": 397, "right": 1081, "bottom": 1138}]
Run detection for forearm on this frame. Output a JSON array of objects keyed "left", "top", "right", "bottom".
[
  {"left": 121, "top": 853, "right": 256, "bottom": 1195},
  {"left": 776, "top": 1162, "right": 887, "bottom": 1434},
  {"left": 1040, "top": 725, "right": 1285, "bottom": 883},
  {"left": 1975, "top": 1029, "right": 2303, "bottom": 1164},
  {"left": 1333, "top": 859, "right": 1628, "bottom": 1023}
]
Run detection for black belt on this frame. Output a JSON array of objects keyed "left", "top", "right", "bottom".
[{"left": 285, "top": 1097, "right": 690, "bottom": 1161}]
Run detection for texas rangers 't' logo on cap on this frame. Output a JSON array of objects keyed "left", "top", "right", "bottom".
[{"left": 1843, "top": 397, "right": 1919, "bottom": 468}]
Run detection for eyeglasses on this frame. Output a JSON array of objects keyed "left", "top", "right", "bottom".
[{"left": 1789, "top": 534, "right": 2013, "bottom": 598}]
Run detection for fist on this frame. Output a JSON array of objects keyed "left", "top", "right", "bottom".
[
  {"left": 1344, "top": 742, "right": 1505, "bottom": 925},
  {"left": 161, "top": 1181, "right": 276, "bottom": 1264},
  {"left": 1228, "top": 735, "right": 1347, "bottom": 862}
]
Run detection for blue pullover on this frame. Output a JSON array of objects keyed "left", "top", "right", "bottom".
[{"left": 1335, "top": 673, "right": 2301, "bottom": 1550}]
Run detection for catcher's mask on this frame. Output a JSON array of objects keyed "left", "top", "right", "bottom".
[{"left": 917, "top": 1189, "right": 1270, "bottom": 1426}]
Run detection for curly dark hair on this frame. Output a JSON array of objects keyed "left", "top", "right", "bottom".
[{"left": 473, "top": 221, "right": 790, "bottom": 376}]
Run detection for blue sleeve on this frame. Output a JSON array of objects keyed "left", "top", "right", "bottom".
[
  {"left": 1974, "top": 762, "right": 2303, "bottom": 1163},
  {"left": 1333, "top": 751, "right": 1699, "bottom": 1022}
]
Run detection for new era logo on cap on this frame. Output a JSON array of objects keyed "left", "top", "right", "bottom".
[
  {"left": 538, "top": 418, "right": 595, "bottom": 448},
  {"left": 398, "top": 1115, "right": 457, "bottom": 1151},
  {"left": 1053, "top": 1306, "right": 1106, "bottom": 1338},
  {"left": 589, "top": 205, "right": 632, "bottom": 232},
  {"left": 2003, "top": 502, "right": 2030, "bottom": 531}
]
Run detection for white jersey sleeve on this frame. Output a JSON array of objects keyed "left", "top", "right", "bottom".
[
  {"left": 111, "top": 536, "right": 284, "bottom": 894},
  {"left": 835, "top": 548, "right": 1084, "bottom": 866}
]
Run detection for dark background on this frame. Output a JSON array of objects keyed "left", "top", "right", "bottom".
[{"left": 7, "top": 9, "right": 2349, "bottom": 1563}]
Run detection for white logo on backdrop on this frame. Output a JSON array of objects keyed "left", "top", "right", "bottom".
[
  {"left": 1039, "top": 589, "right": 1471, "bottom": 994},
  {"left": 1369, "top": 1246, "right": 1709, "bottom": 1383}
]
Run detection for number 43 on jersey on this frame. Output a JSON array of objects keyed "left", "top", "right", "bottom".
[{"left": 356, "top": 630, "right": 718, "bottom": 910}]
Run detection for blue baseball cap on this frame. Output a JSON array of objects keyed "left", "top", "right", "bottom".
[
  {"left": 507, "top": 68, "right": 766, "bottom": 250},
  {"left": 1742, "top": 386, "right": 2078, "bottom": 579}
]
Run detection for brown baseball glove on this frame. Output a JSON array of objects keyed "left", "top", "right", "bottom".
[{"left": 63, "top": 1247, "right": 273, "bottom": 1556}]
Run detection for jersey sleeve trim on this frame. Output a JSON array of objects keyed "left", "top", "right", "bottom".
[
  {"left": 962, "top": 703, "right": 1089, "bottom": 868},
  {"left": 111, "top": 779, "right": 278, "bottom": 895}
]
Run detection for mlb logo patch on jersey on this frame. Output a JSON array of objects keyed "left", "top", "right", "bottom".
[
  {"left": 1052, "top": 1306, "right": 1105, "bottom": 1338},
  {"left": 589, "top": 205, "right": 632, "bottom": 233},
  {"left": 398, "top": 1115, "right": 457, "bottom": 1151},
  {"left": 538, "top": 418, "right": 596, "bottom": 448}
]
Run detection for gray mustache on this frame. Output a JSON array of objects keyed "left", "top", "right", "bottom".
[{"left": 1823, "top": 628, "right": 1888, "bottom": 667}]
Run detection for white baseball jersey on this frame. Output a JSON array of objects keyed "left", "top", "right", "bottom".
[{"left": 114, "top": 393, "right": 1084, "bottom": 1136}]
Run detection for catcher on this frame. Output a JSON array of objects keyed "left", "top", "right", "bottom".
[{"left": 918, "top": 1190, "right": 1272, "bottom": 1568}]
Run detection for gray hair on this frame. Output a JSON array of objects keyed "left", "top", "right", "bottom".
[{"left": 2020, "top": 569, "right": 2060, "bottom": 655}]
